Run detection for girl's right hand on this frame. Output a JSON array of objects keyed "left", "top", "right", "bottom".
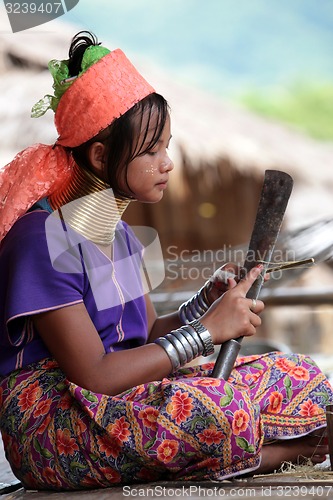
[{"left": 199, "top": 265, "right": 265, "bottom": 345}]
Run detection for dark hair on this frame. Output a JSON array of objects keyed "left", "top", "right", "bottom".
[
  {"left": 68, "top": 31, "right": 100, "bottom": 77},
  {"left": 67, "top": 32, "right": 169, "bottom": 196}
]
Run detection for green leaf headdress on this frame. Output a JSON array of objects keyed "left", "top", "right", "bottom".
[{"left": 31, "top": 45, "right": 110, "bottom": 118}]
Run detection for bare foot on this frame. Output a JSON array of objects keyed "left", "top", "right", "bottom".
[{"left": 257, "top": 432, "right": 329, "bottom": 474}]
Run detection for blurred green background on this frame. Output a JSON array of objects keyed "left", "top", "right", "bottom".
[{"left": 65, "top": 0, "right": 333, "bottom": 141}]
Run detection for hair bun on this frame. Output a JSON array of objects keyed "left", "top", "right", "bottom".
[{"left": 68, "top": 31, "right": 100, "bottom": 77}]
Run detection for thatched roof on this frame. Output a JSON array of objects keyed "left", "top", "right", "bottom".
[
  {"left": 141, "top": 64, "right": 333, "bottom": 229},
  {"left": 1, "top": 19, "right": 333, "bottom": 231}
]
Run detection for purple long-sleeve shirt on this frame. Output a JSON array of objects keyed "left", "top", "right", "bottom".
[{"left": 0, "top": 210, "right": 148, "bottom": 376}]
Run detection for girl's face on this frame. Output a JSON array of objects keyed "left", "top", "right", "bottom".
[{"left": 120, "top": 112, "right": 173, "bottom": 203}]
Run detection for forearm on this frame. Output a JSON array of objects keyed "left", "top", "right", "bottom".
[
  {"left": 32, "top": 303, "right": 174, "bottom": 397},
  {"left": 64, "top": 343, "right": 173, "bottom": 396},
  {"left": 145, "top": 280, "right": 213, "bottom": 343},
  {"left": 147, "top": 311, "right": 182, "bottom": 342}
]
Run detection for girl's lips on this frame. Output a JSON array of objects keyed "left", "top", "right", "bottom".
[{"left": 156, "top": 180, "right": 168, "bottom": 189}]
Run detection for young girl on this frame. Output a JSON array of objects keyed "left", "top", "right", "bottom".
[{"left": 0, "top": 32, "right": 331, "bottom": 491}]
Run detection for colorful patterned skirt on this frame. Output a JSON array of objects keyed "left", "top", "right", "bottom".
[{"left": 0, "top": 352, "right": 332, "bottom": 491}]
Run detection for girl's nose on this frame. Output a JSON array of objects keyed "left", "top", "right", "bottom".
[{"left": 160, "top": 154, "right": 174, "bottom": 172}]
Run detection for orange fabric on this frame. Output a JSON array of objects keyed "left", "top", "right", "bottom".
[
  {"left": 0, "top": 145, "right": 75, "bottom": 241},
  {"left": 55, "top": 50, "right": 155, "bottom": 147},
  {"left": 0, "top": 49, "right": 155, "bottom": 241}
]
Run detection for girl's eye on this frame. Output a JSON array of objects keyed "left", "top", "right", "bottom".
[{"left": 147, "top": 151, "right": 157, "bottom": 156}]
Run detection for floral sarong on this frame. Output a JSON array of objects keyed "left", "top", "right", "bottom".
[{"left": 0, "top": 352, "right": 332, "bottom": 491}]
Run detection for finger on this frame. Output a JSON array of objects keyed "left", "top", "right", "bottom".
[
  {"left": 242, "top": 322, "right": 257, "bottom": 338},
  {"left": 248, "top": 298, "right": 265, "bottom": 313},
  {"left": 249, "top": 311, "right": 262, "bottom": 328},
  {"left": 211, "top": 268, "right": 236, "bottom": 288},
  {"left": 223, "top": 262, "right": 240, "bottom": 277},
  {"left": 249, "top": 298, "right": 257, "bottom": 311},
  {"left": 227, "top": 277, "right": 237, "bottom": 290},
  {"left": 236, "top": 265, "right": 263, "bottom": 295}
]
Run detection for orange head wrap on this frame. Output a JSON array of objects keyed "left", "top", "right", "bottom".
[
  {"left": 56, "top": 49, "right": 155, "bottom": 147},
  {"left": 0, "top": 45, "right": 155, "bottom": 241}
]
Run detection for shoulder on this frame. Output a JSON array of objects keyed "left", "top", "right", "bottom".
[
  {"left": 1, "top": 209, "right": 84, "bottom": 281},
  {"left": 0, "top": 210, "right": 85, "bottom": 319},
  {"left": 1, "top": 210, "right": 49, "bottom": 254},
  {"left": 9, "top": 209, "right": 48, "bottom": 234}
]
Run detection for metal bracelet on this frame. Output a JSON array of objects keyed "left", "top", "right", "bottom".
[
  {"left": 165, "top": 333, "right": 188, "bottom": 367},
  {"left": 188, "top": 298, "right": 202, "bottom": 320},
  {"left": 172, "top": 329, "right": 194, "bottom": 363},
  {"left": 197, "top": 283, "right": 211, "bottom": 310},
  {"left": 189, "top": 319, "right": 215, "bottom": 357},
  {"left": 178, "top": 303, "right": 188, "bottom": 325},
  {"left": 183, "top": 324, "right": 205, "bottom": 355},
  {"left": 178, "top": 282, "right": 210, "bottom": 324},
  {"left": 178, "top": 301, "right": 193, "bottom": 324},
  {"left": 179, "top": 301, "right": 197, "bottom": 322},
  {"left": 188, "top": 290, "right": 207, "bottom": 316},
  {"left": 155, "top": 337, "right": 181, "bottom": 372},
  {"left": 178, "top": 326, "right": 202, "bottom": 358}
]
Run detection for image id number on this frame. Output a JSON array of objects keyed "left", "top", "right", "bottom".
[
  {"left": 5, "top": 2, "right": 63, "bottom": 14},
  {"left": 276, "top": 485, "right": 333, "bottom": 496}
]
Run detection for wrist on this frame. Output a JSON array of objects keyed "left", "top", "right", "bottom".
[
  {"left": 189, "top": 319, "right": 215, "bottom": 356},
  {"left": 154, "top": 320, "right": 215, "bottom": 374},
  {"left": 178, "top": 282, "right": 210, "bottom": 324},
  {"left": 202, "top": 281, "right": 214, "bottom": 306},
  {"left": 197, "top": 316, "right": 216, "bottom": 345}
]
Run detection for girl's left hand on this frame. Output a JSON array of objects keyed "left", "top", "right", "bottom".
[
  {"left": 205, "top": 262, "right": 269, "bottom": 305},
  {"left": 205, "top": 263, "right": 241, "bottom": 305}
]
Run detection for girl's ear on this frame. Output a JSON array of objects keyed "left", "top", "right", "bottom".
[{"left": 87, "top": 142, "right": 106, "bottom": 176}]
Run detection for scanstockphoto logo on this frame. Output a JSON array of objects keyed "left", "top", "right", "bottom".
[{"left": 3, "top": 0, "right": 79, "bottom": 33}]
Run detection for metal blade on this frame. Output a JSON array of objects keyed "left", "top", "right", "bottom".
[
  {"left": 212, "top": 170, "right": 294, "bottom": 379},
  {"left": 244, "top": 169, "right": 294, "bottom": 300}
]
